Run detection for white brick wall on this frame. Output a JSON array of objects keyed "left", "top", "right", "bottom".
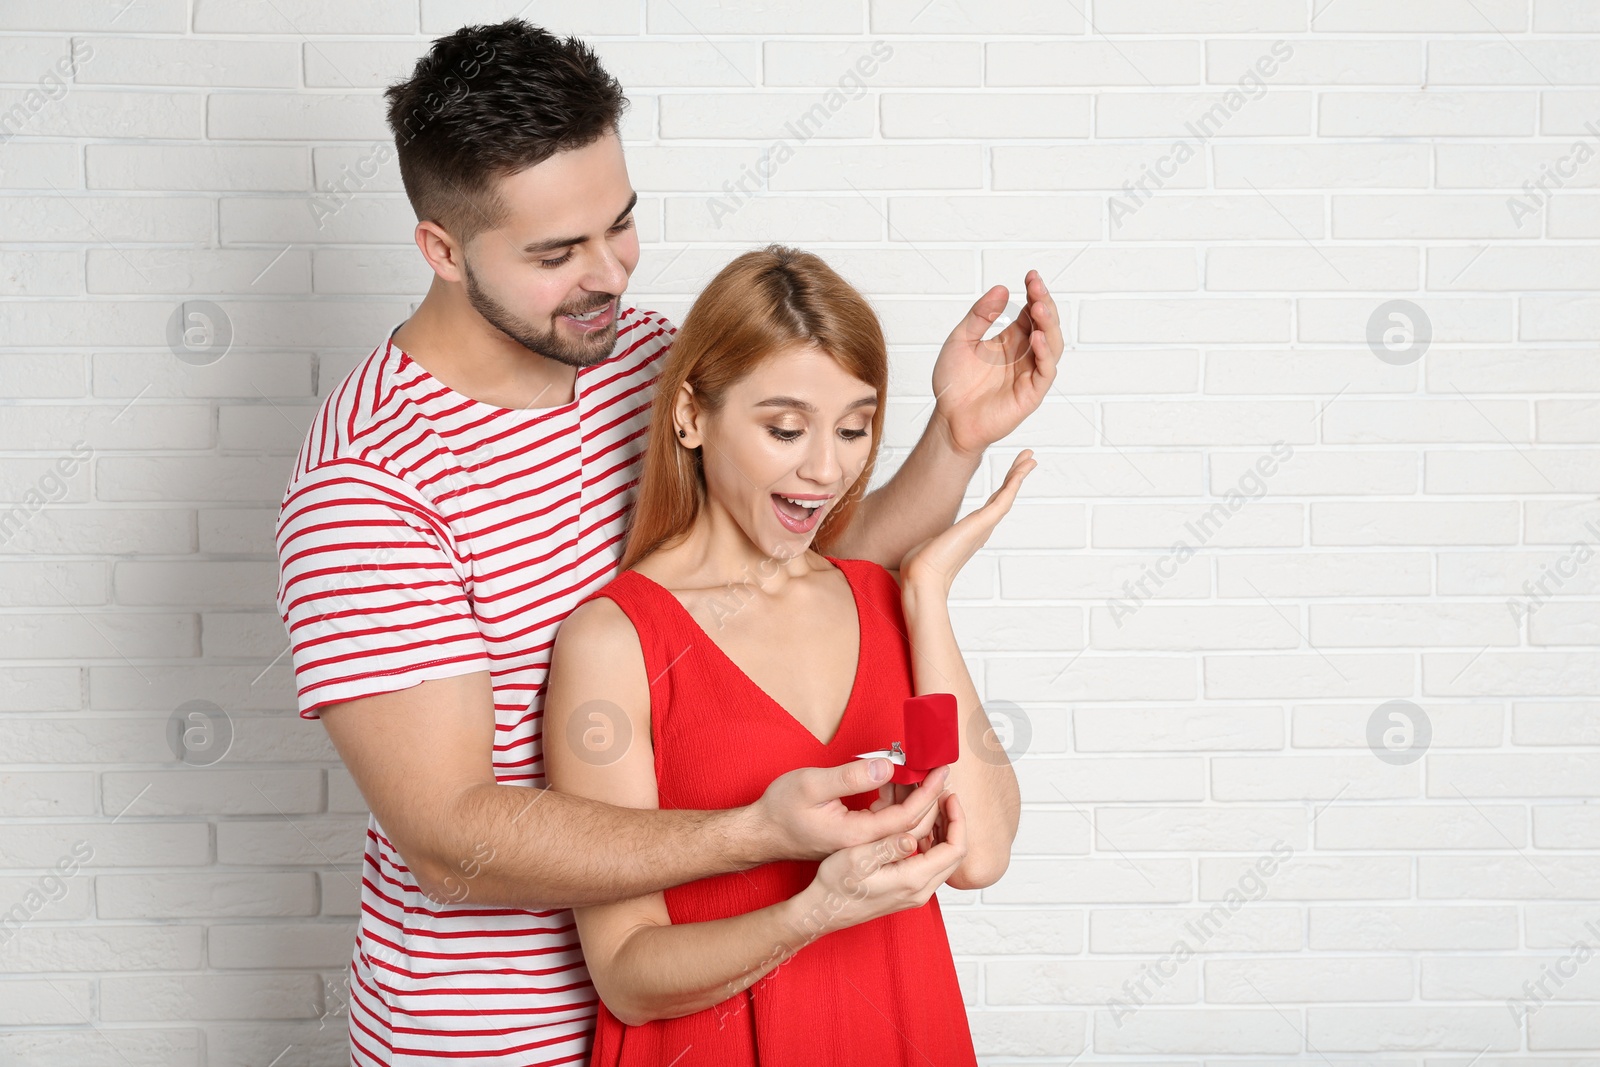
[{"left": 1, "top": 0, "right": 1597, "bottom": 1062}]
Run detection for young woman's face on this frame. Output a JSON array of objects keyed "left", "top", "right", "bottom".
[{"left": 681, "top": 345, "right": 879, "bottom": 562}]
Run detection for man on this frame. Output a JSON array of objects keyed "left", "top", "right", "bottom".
[{"left": 274, "top": 19, "right": 1061, "bottom": 1067}]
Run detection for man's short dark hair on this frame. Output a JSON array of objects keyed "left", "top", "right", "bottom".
[{"left": 383, "top": 19, "right": 629, "bottom": 245}]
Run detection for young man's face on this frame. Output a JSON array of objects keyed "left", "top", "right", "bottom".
[{"left": 460, "top": 130, "right": 641, "bottom": 368}]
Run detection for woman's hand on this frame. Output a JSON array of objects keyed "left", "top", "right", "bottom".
[
  {"left": 898, "top": 449, "right": 1036, "bottom": 597},
  {"left": 791, "top": 792, "right": 967, "bottom": 942}
]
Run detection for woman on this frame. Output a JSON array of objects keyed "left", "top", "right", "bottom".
[{"left": 543, "top": 245, "right": 1033, "bottom": 1066}]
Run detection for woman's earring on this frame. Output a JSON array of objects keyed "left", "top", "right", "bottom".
[{"left": 678, "top": 428, "right": 686, "bottom": 438}]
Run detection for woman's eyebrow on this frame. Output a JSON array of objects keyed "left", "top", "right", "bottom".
[{"left": 754, "top": 395, "right": 878, "bottom": 412}]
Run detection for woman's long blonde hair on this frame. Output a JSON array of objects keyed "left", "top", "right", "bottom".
[{"left": 619, "top": 244, "right": 889, "bottom": 572}]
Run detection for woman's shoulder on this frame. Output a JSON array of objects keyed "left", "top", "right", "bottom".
[{"left": 825, "top": 554, "right": 905, "bottom": 596}]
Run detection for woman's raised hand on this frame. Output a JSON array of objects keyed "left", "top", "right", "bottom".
[{"left": 898, "top": 449, "right": 1036, "bottom": 596}]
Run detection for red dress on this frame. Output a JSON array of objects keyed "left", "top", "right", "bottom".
[{"left": 573, "top": 555, "right": 978, "bottom": 1067}]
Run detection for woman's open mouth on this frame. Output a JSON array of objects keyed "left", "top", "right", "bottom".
[
  {"left": 771, "top": 493, "right": 828, "bottom": 534},
  {"left": 561, "top": 300, "right": 615, "bottom": 333}
]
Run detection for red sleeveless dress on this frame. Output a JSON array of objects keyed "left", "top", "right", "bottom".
[{"left": 573, "top": 555, "right": 978, "bottom": 1067}]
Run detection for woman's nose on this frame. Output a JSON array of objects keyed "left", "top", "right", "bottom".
[{"left": 797, "top": 431, "right": 843, "bottom": 485}]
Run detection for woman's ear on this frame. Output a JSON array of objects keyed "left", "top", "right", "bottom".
[{"left": 673, "top": 381, "right": 702, "bottom": 448}]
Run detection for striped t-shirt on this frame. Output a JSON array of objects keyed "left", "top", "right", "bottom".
[{"left": 274, "top": 305, "right": 674, "bottom": 1065}]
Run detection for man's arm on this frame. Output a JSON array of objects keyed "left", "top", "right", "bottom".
[
  {"left": 830, "top": 270, "right": 1063, "bottom": 567},
  {"left": 320, "top": 658, "right": 951, "bottom": 913}
]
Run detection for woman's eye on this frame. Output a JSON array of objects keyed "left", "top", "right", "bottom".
[
  {"left": 767, "top": 427, "right": 802, "bottom": 442},
  {"left": 840, "top": 428, "right": 869, "bottom": 441}
]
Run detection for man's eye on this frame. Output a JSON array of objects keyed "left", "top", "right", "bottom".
[{"left": 540, "top": 250, "right": 574, "bottom": 268}]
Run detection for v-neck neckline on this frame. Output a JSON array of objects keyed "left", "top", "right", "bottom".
[{"left": 627, "top": 556, "right": 866, "bottom": 748}]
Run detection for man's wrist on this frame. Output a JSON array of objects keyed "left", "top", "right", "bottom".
[{"left": 717, "top": 803, "right": 779, "bottom": 870}]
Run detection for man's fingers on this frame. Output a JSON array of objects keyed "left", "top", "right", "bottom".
[
  {"left": 817, "top": 758, "right": 893, "bottom": 802},
  {"left": 955, "top": 284, "right": 1010, "bottom": 344}
]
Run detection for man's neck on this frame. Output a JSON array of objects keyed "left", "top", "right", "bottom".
[{"left": 391, "top": 280, "right": 577, "bottom": 412}]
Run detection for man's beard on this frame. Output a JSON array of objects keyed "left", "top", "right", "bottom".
[{"left": 462, "top": 256, "right": 618, "bottom": 370}]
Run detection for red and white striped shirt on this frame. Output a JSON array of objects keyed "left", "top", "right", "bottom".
[{"left": 274, "top": 306, "right": 674, "bottom": 1066}]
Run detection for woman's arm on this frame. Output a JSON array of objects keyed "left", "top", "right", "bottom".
[
  {"left": 543, "top": 596, "right": 968, "bottom": 1025},
  {"left": 888, "top": 450, "right": 1036, "bottom": 890},
  {"left": 896, "top": 575, "right": 1020, "bottom": 890}
]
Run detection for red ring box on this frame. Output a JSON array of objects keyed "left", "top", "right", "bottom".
[{"left": 855, "top": 693, "right": 959, "bottom": 785}]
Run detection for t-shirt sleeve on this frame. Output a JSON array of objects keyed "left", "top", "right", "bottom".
[{"left": 275, "top": 458, "right": 490, "bottom": 719}]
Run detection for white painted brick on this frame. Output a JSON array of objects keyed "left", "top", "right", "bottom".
[
  {"left": 1019, "top": 757, "right": 1205, "bottom": 803},
  {"left": 1532, "top": 804, "right": 1600, "bottom": 847},
  {"left": 1092, "top": 605, "right": 1299, "bottom": 651},
  {"left": 0, "top": 89, "right": 200, "bottom": 139},
  {"left": 0, "top": 250, "right": 82, "bottom": 296},
  {"left": 1218, "top": 552, "right": 1431, "bottom": 598},
  {"left": 303, "top": 39, "right": 431, "bottom": 89},
  {"left": 1433, "top": 42, "right": 1600, "bottom": 85},
  {"left": 1081, "top": 298, "right": 1291, "bottom": 342},
  {"left": 993, "top": 144, "right": 1208, "bottom": 190},
  {"left": 79, "top": 38, "right": 300, "bottom": 87},
  {"left": 985, "top": 858, "right": 1191, "bottom": 905},
  {"left": 660, "top": 91, "right": 875, "bottom": 139},
  {"left": 1, "top": 195, "right": 212, "bottom": 243},
  {"left": 990, "top": 41, "right": 1200, "bottom": 87},
  {"left": 1096, "top": 91, "right": 1312, "bottom": 139},
  {"left": 1311, "top": 501, "right": 1520, "bottom": 545},
  {"left": 870, "top": 0, "right": 1083, "bottom": 34},
  {"left": 97, "top": 872, "right": 319, "bottom": 919},
  {"left": 1543, "top": 90, "right": 1600, "bottom": 135},
  {"left": 1522, "top": 294, "right": 1600, "bottom": 339},
  {"left": 1202, "top": 854, "right": 1412, "bottom": 899},
  {"left": 0, "top": 142, "right": 81, "bottom": 188},
  {"left": 0, "top": 611, "right": 197, "bottom": 659},
  {"left": 1205, "top": 246, "right": 1418, "bottom": 291},
  {"left": 1092, "top": 1006, "right": 1302, "bottom": 1054},
  {"left": 216, "top": 817, "right": 369, "bottom": 865},
  {"left": 987, "top": 957, "right": 1197, "bottom": 1004},
  {"left": 1313, "top": 0, "right": 1526, "bottom": 31},
  {"left": 1309, "top": 905, "right": 1518, "bottom": 949},
  {"left": 1093, "top": 0, "right": 1306, "bottom": 33},
  {"left": 0, "top": 823, "right": 208, "bottom": 866},
  {"left": 664, "top": 195, "right": 886, "bottom": 243},
  {"left": 1321, "top": 92, "right": 1535, "bottom": 137},
  {"left": 193, "top": 0, "right": 417, "bottom": 34},
  {"left": 1332, "top": 194, "right": 1527, "bottom": 238},
  {"left": 197, "top": 509, "right": 277, "bottom": 555},
  {"left": 208, "top": 93, "right": 389, "bottom": 141},
  {"left": 1428, "top": 753, "right": 1600, "bottom": 798},
  {"left": 1298, "top": 297, "right": 1512, "bottom": 343},
  {"left": 1204, "top": 350, "right": 1416, "bottom": 395},
  {"left": 1321, "top": 399, "right": 1529, "bottom": 443},
  {"left": 218, "top": 405, "right": 316, "bottom": 453},
  {"left": 1094, "top": 808, "right": 1308, "bottom": 852},
  {"left": 1113, "top": 192, "right": 1324, "bottom": 243},
  {"left": 0, "top": 772, "right": 94, "bottom": 816},
  {"left": 1205, "top": 957, "right": 1413, "bottom": 1002},
  {"left": 1216, "top": 143, "right": 1430, "bottom": 188},
  {"left": 101, "top": 973, "right": 322, "bottom": 1021},
  {"left": 1308, "top": 602, "right": 1517, "bottom": 647},
  {"left": 1211, "top": 755, "right": 1420, "bottom": 799},
  {"left": 769, "top": 40, "right": 975, "bottom": 87},
  {"left": 985, "top": 246, "right": 1196, "bottom": 291},
  {"left": 1514, "top": 702, "right": 1600, "bottom": 746},
  {"left": 1292, "top": 703, "right": 1504, "bottom": 748},
  {"left": 1536, "top": 0, "right": 1600, "bottom": 31},
  {"left": 88, "top": 248, "right": 312, "bottom": 295},
  {"left": 209, "top": 921, "right": 359, "bottom": 968},
  {"left": 767, "top": 144, "right": 982, "bottom": 190},
  {"left": 103, "top": 769, "right": 322, "bottom": 817},
  {"left": 1308, "top": 1006, "right": 1519, "bottom": 1051},
  {"left": 0, "top": 1030, "right": 201, "bottom": 1066},
  {"left": 1316, "top": 804, "right": 1526, "bottom": 849},
  {"left": 0, "top": 669, "right": 81, "bottom": 712},
  {"left": 1092, "top": 501, "right": 1302, "bottom": 548},
  {"left": 1210, "top": 39, "right": 1422, "bottom": 85},
  {"left": 883, "top": 92, "right": 1092, "bottom": 139},
  {"left": 1074, "top": 706, "right": 1284, "bottom": 751}
]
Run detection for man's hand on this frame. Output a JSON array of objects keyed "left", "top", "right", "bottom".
[
  {"left": 748, "top": 760, "right": 952, "bottom": 862},
  {"left": 932, "top": 269, "right": 1063, "bottom": 458}
]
